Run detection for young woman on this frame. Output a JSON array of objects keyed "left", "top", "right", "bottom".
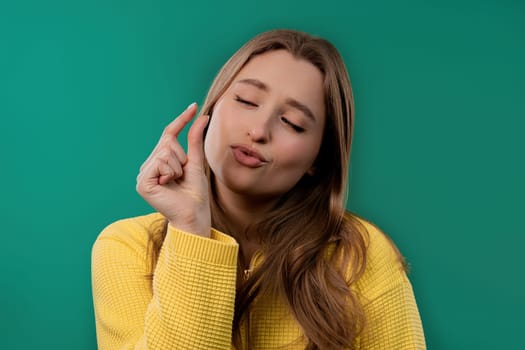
[{"left": 92, "top": 29, "right": 426, "bottom": 349}]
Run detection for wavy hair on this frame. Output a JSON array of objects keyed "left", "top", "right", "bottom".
[{"left": 149, "top": 29, "right": 371, "bottom": 349}]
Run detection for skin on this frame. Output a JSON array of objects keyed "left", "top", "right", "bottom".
[
  {"left": 136, "top": 50, "right": 326, "bottom": 259},
  {"left": 136, "top": 103, "right": 211, "bottom": 237}
]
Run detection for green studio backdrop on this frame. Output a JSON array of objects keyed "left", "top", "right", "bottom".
[{"left": 1, "top": 0, "right": 524, "bottom": 348}]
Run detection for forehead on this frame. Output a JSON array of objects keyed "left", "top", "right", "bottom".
[{"left": 231, "top": 50, "right": 325, "bottom": 118}]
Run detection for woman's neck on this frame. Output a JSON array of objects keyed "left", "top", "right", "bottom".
[{"left": 214, "top": 182, "right": 276, "bottom": 237}]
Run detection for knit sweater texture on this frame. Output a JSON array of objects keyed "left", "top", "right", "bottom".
[{"left": 91, "top": 212, "right": 426, "bottom": 349}]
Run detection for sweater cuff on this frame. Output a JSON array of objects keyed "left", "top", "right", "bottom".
[{"left": 166, "top": 224, "right": 238, "bottom": 266}]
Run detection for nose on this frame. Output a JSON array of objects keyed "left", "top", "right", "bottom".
[{"left": 247, "top": 113, "right": 272, "bottom": 144}]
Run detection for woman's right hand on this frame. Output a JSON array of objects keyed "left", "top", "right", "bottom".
[{"left": 136, "top": 103, "right": 211, "bottom": 237}]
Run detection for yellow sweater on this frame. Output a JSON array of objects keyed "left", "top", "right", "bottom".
[{"left": 91, "top": 212, "right": 425, "bottom": 349}]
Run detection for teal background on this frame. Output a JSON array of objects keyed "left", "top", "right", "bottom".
[{"left": 1, "top": 0, "right": 523, "bottom": 348}]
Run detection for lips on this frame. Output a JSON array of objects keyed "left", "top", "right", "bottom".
[{"left": 231, "top": 144, "right": 268, "bottom": 168}]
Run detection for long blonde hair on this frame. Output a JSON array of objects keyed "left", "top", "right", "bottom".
[{"left": 151, "top": 29, "right": 371, "bottom": 349}]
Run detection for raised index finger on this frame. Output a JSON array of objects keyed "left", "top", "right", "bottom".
[{"left": 162, "top": 102, "right": 198, "bottom": 136}]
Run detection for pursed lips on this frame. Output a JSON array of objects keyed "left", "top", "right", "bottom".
[{"left": 230, "top": 144, "right": 269, "bottom": 167}]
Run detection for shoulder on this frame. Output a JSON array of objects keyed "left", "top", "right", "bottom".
[
  {"left": 92, "top": 212, "right": 166, "bottom": 259},
  {"left": 348, "top": 214, "right": 409, "bottom": 301},
  {"left": 354, "top": 215, "right": 406, "bottom": 272}
]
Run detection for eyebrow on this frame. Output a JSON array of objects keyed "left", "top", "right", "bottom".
[{"left": 236, "top": 78, "right": 318, "bottom": 123}]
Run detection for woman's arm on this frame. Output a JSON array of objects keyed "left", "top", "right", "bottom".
[{"left": 91, "top": 215, "right": 238, "bottom": 350}]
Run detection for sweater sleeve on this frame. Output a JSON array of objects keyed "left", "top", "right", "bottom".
[
  {"left": 356, "top": 222, "right": 426, "bottom": 350},
  {"left": 91, "top": 215, "right": 239, "bottom": 350}
]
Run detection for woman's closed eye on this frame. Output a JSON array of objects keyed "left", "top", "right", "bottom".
[
  {"left": 281, "top": 116, "right": 305, "bottom": 133},
  {"left": 235, "top": 95, "right": 258, "bottom": 107}
]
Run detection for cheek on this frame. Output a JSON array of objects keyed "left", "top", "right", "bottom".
[
  {"left": 205, "top": 105, "right": 243, "bottom": 144},
  {"left": 204, "top": 105, "right": 236, "bottom": 162},
  {"left": 274, "top": 136, "right": 322, "bottom": 170},
  {"left": 204, "top": 116, "right": 221, "bottom": 162}
]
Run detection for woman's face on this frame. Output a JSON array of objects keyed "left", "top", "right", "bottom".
[{"left": 204, "top": 49, "right": 326, "bottom": 200}]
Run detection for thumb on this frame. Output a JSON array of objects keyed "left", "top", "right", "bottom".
[{"left": 186, "top": 114, "right": 209, "bottom": 169}]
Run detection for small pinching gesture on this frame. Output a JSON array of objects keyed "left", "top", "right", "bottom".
[{"left": 136, "top": 103, "right": 211, "bottom": 237}]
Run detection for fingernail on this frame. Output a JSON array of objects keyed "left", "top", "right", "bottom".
[{"left": 186, "top": 102, "right": 196, "bottom": 110}]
